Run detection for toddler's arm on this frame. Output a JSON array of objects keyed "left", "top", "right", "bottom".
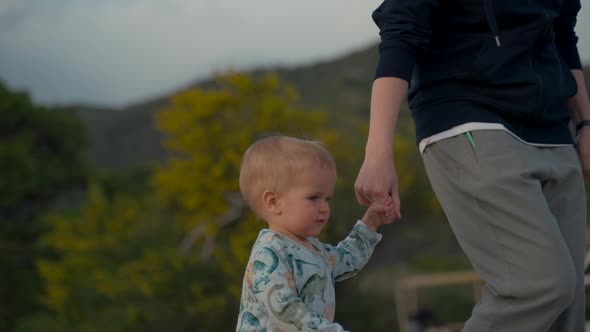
[{"left": 320, "top": 221, "right": 383, "bottom": 282}]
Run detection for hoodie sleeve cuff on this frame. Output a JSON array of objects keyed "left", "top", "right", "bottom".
[
  {"left": 374, "top": 45, "right": 417, "bottom": 82},
  {"left": 355, "top": 220, "right": 383, "bottom": 243},
  {"left": 559, "top": 43, "right": 582, "bottom": 70}
]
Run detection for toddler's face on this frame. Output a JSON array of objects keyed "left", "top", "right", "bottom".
[{"left": 270, "top": 165, "right": 337, "bottom": 244}]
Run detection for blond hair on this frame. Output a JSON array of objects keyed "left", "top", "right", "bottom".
[{"left": 239, "top": 135, "right": 336, "bottom": 217}]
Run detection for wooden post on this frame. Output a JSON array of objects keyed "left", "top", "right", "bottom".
[
  {"left": 395, "top": 271, "right": 482, "bottom": 332},
  {"left": 395, "top": 286, "right": 408, "bottom": 332}
]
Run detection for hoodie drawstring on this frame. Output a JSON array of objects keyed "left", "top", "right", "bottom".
[{"left": 483, "top": 0, "right": 501, "bottom": 47}]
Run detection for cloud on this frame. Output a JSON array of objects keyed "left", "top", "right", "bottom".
[
  {"left": 0, "top": 0, "right": 382, "bottom": 105},
  {"left": 0, "top": 0, "right": 588, "bottom": 106}
]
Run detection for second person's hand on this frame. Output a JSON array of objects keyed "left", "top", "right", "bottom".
[{"left": 355, "top": 152, "right": 401, "bottom": 220}]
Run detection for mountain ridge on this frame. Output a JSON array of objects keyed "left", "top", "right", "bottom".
[{"left": 74, "top": 44, "right": 590, "bottom": 170}]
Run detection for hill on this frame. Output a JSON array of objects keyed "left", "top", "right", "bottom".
[
  {"left": 75, "top": 44, "right": 383, "bottom": 169},
  {"left": 75, "top": 44, "right": 590, "bottom": 170}
]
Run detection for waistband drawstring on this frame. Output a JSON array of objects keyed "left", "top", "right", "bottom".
[{"left": 483, "top": 0, "right": 502, "bottom": 47}]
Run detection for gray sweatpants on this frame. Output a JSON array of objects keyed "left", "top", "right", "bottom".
[{"left": 421, "top": 130, "right": 587, "bottom": 332}]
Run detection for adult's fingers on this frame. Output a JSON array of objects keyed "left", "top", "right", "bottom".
[
  {"left": 354, "top": 175, "right": 389, "bottom": 207},
  {"left": 391, "top": 185, "right": 401, "bottom": 220},
  {"left": 354, "top": 185, "right": 372, "bottom": 206}
]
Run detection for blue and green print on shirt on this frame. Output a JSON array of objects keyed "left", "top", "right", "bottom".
[{"left": 236, "top": 221, "right": 382, "bottom": 332}]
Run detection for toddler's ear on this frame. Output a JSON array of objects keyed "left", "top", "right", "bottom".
[{"left": 262, "top": 190, "right": 281, "bottom": 215}]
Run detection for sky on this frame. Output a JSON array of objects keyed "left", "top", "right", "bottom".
[{"left": 0, "top": 0, "right": 589, "bottom": 107}]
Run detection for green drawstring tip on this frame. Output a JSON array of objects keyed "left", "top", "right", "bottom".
[{"left": 466, "top": 131, "right": 476, "bottom": 152}]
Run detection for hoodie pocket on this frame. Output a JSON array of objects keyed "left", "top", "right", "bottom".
[
  {"left": 414, "top": 33, "right": 486, "bottom": 85},
  {"left": 455, "top": 38, "right": 494, "bottom": 81},
  {"left": 452, "top": 34, "right": 544, "bottom": 118},
  {"left": 457, "top": 35, "right": 533, "bottom": 82}
]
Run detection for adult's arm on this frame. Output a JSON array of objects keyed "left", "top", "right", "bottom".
[
  {"left": 356, "top": 0, "right": 440, "bottom": 217},
  {"left": 355, "top": 77, "right": 407, "bottom": 218},
  {"left": 569, "top": 70, "right": 590, "bottom": 179},
  {"left": 553, "top": 0, "right": 590, "bottom": 178},
  {"left": 553, "top": 0, "right": 582, "bottom": 70}
]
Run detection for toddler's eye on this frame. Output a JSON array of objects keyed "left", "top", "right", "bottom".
[{"left": 307, "top": 195, "right": 319, "bottom": 201}]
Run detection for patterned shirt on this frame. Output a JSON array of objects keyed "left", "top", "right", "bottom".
[{"left": 236, "top": 221, "right": 382, "bottom": 332}]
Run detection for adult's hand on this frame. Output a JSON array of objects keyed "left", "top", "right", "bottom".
[
  {"left": 354, "top": 77, "right": 408, "bottom": 221},
  {"left": 355, "top": 152, "right": 401, "bottom": 220}
]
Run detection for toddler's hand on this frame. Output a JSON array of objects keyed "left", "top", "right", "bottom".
[{"left": 361, "top": 196, "right": 396, "bottom": 232}]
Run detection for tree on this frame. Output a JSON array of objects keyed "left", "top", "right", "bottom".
[
  {"left": 37, "top": 182, "right": 209, "bottom": 332},
  {"left": 0, "top": 82, "right": 87, "bottom": 331},
  {"left": 154, "top": 71, "right": 442, "bottom": 330},
  {"left": 153, "top": 72, "right": 343, "bottom": 281},
  {"left": 36, "top": 72, "right": 350, "bottom": 331},
  {"left": 35, "top": 72, "right": 443, "bottom": 331}
]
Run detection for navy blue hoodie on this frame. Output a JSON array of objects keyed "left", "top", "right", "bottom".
[{"left": 373, "top": 0, "right": 582, "bottom": 145}]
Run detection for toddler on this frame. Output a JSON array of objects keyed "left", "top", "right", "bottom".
[{"left": 236, "top": 135, "right": 393, "bottom": 331}]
